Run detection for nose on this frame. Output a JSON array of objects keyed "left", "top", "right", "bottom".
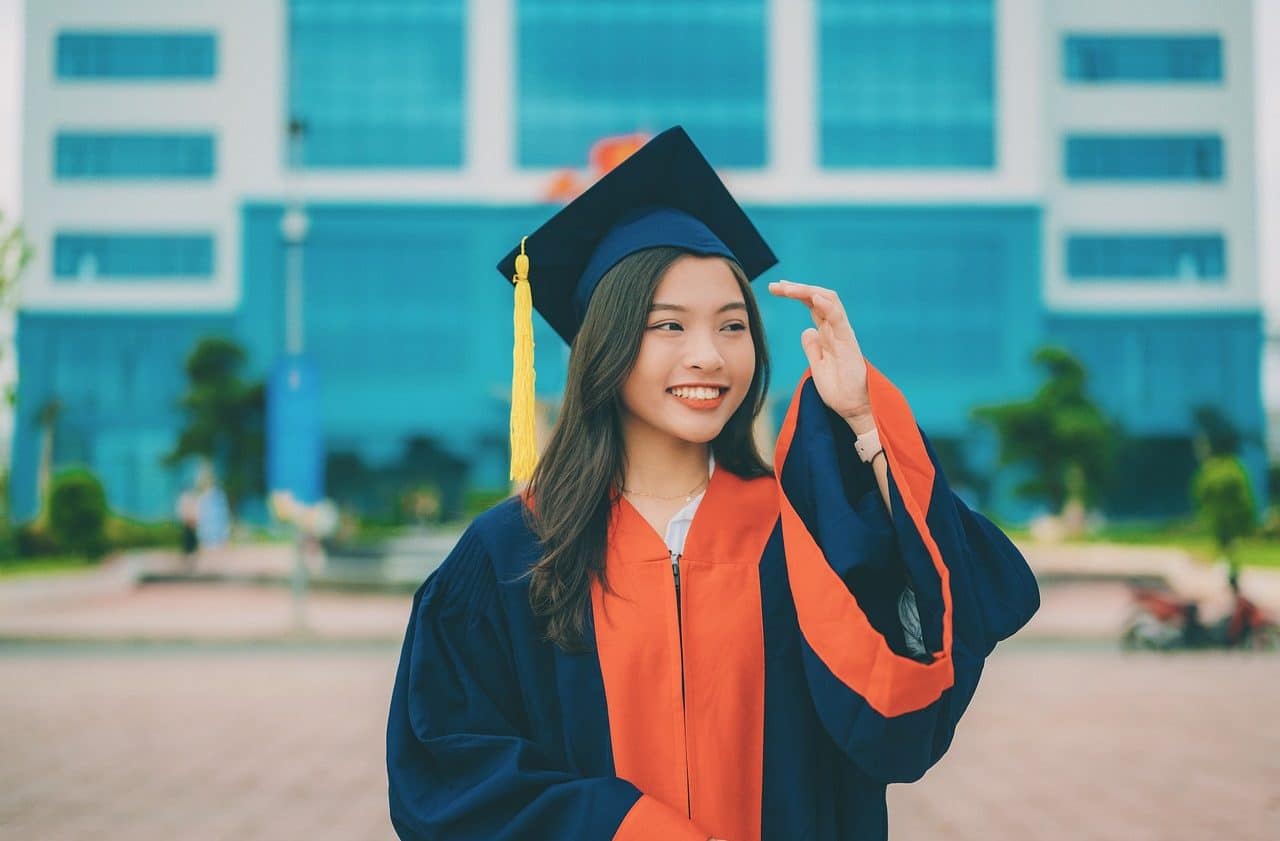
[{"left": 685, "top": 329, "right": 726, "bottom": 372}]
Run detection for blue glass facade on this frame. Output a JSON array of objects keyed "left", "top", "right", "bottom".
[
  {"left": 12, "top": 200, "right": 1263, "bottom": 522},
  {"left": 1063, "top": 35, "right": 1222, "bottom": 83},
  {"left": 13, "top": 203, "right": 1044, "bottom": 519},
  {"left": 1065, "top": 135, "right": 1223, "bottom": 181},
  {"left": 1045, "top": 314, "right": 1265, "bottom": 518},
  {"left": 55, "top": 132, "right": 216, "bottom": 178},
  {"left": 287, "top": 0, "right": 465, "bottom": 167},
  {"left": 17, "top": 3, "right": 1261, "bottom": 525},
  {"left": 53, "top": 234, "right": 215, "bottom": 281},
  {"left": 819, "top": 0, "right": 995, "bottom": 168},
  {"left": 10, "top": 314, "right": 235, "bottom": 520},
  {"left": 516, "top": 0, "right": 767, "bottom": 167},
  {"left": 56, "top": 32, "right": 217, "bottom": 79},
  {"left": 1066, "top": 234, "right": 1226, "bottom": 282}
]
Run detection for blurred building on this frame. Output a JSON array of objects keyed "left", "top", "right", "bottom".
[{"left": 12, "top": 0, "right": 1263, "bottom": 521}]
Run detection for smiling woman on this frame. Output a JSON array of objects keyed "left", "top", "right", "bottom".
[
  {"left": 530, "top": 246, "right": 771, "bottom": 650},
  {"left": 386, "top": 127, "right": 1040, "bottom": 841}
]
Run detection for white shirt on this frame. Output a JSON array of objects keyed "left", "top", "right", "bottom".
[{"left": 662, "top": 451, "right": 715, "bottom": 558}]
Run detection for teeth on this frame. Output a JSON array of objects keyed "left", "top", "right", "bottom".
[{"left": 671, "top": 386, "right": 722, "bottom": 400}]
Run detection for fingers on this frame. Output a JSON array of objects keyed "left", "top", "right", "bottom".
[
  {"left": 768, "top": 279, "right": 834, "bottom": 304},
  {"left": 770, "top": 280, "right": 845, "bottom": 320},
  {"left": 800, "top": 327, "right": 823, "bottom": 363}
]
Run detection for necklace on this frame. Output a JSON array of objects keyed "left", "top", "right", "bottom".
[{"left": 622, "top": 473, "right": 710, "bottom": 503}]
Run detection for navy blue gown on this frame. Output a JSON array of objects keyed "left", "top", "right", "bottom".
[{"left": 387, "top": 365, "right": 1041, "bottom": 840}]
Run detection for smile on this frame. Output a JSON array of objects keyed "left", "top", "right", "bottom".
[{"left": 667, "top": 387, "right": 727, "bottom": 410}]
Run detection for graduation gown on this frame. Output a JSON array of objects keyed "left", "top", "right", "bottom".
[{"left": 387, "top": 363, "right": 1041, "bottom": 841}]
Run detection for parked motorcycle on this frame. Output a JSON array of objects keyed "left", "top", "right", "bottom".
[{"left": 1121, "top": 579, "right": 1280, "bottom": 651}]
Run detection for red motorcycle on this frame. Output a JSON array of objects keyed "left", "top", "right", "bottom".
[{"left": 1121, "top": 578, "right": 1279, "bottom": 651}]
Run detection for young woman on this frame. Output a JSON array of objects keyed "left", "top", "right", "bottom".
[{"left": 387, "top": 127, "right": 1040, "bottom": 841}]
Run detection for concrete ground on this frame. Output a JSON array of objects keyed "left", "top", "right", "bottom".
[
  {"left": 2, "top": 535, "right": 1278, "bottom": 840},
  {"left": 0, "top": 644, "right": 1276, "bottom": 841}
]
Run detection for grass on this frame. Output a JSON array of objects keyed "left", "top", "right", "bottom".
[
  {"left": 999, "top": 516, "right": 1280, "bottom": 570},
  {"left": 0, "top": 555, "right": 98, "bottom": 580}
]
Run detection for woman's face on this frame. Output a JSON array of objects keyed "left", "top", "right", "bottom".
[{"left": 619, "top": 254, "right": 757, "bottom": 445}]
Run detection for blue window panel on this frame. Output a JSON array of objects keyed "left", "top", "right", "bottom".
[
  {"left": 288, "top": 0, "right": 464, "bottom": 168},
  {"left": 53, "top": 234, "right": 215, "bottom": 280},
  {"left": 819, "top": 0, "right": 995, "bottom": 168},
  {"left": 517, "top": 0, "right": 767, "bottom": 168},
  {"left": 55, "top": 133, "right": 215, "bottom": 178},
  {"left": 56, "top": 32, "right": 217, "bottom": 79},
  {"left": 1065, "top": 135, "right": 1222, "bottom": 181},
  {"left": 1066, "top": 234, "right": 1225, "bottom": 282},
  {"left": 1064, "top": 35, "right": 1221, "bottom": 83},
  {"left": 9, "top": 313, "right": 235, "bottom": 520}
]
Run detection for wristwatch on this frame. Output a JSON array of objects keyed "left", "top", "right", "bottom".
[{"left": 853, "top": 426, "right": 883, "bottom": 464}]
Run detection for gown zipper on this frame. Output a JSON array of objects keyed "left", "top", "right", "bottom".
[{"left": 671, "top": 549, "right": 691, "bottom": 818}]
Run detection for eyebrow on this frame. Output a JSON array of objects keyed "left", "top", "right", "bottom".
[{"left": 649, "top": 302, "right": 748, "bottom": 314}]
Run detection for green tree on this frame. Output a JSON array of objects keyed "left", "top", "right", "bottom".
[
  {"left": 1191, "top": 455, "right": 1255, "bottom": 580},
  {"left": 972, "top": 346, "right": 1114, "bottom": 515},
  {"left": 2, "top": 215, "right": 35, "bottom": 533},
  {"left": 166, "top": 337, "right": 265, "bottom": 518},
  {"left": 48, "top": 468, "right": 108, "bottom": 559},
  {"left": 1191, "top": 404, "right": 1243, "bottom": 460},
  {"left": 0, "top": 212, "right": 33, "bottom": 313}
]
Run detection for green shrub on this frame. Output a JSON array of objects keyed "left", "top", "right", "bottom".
[
  {"left": 463, "top": 487, "right": 512, "bottom": 521},
  {"left": 16, "top": 521, "right": 61, "bottom": 557},
  {"left": 48, "top": 469, "right": 108, "bottom": 559},
  {"left": 1191, "top": 456, "right": 1255, "bottom": 558},
  {"left": 105, "top": 517, "right": 182, "bottom": 550}
]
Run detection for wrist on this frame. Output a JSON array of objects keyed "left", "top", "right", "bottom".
[{"left": 844, "top": 412, "right": 876, "bottom": 436}]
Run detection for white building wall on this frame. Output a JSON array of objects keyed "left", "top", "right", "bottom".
[
  {"left": 1042, "top": 0, "right": 1259, "bottom": 314},
  {"left": 21, "top": 0, "right": 1044, "bottom": 317},
  {"left": 19, "top": 0, "right": 1264, "bottom": 318}
]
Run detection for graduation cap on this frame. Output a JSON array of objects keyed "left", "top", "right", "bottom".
[{"left": 496, "top": 125, "right": 778, "bottom": 482}]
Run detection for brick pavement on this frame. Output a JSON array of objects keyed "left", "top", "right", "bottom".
[
  {"left": 0, "top": 575, "right": 1135, "bottom": 645},
  {"left": 1, "top": 646, "right": 1276, "bottom": 841}
]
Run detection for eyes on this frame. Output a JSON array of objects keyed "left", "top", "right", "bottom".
[{"left": 649, "top": 321, "right": 747, "bottom": 333}]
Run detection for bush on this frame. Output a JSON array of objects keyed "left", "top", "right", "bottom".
[
  {"left": 14, "top": 522, "right": 60, "bottom": 557},
  {"left": 105, "top": 517, "right": 182, "bottom": 550},
  {"left": 1191, "top": 456, "right": 1255, "bottom": 558},
  {"left": 463, "top": 487, "right": 512, "bottom": 520},
  {"left": 48, "top": 469, "right": 109, "bottom": 559}
]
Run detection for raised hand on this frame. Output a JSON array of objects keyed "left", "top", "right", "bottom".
[{"left": 767, "top": 280, "right": 872, "bottom": 424}]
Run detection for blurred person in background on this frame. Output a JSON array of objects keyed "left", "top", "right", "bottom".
[
  {"left": 386, "top": 128, "right": 1041, "bottom": 841},
  {"left": 175, "top": 481, "right": 201, "bottom": 569},
  {"left": 194, "top": 463, "right": 230, "bottom": 555}
]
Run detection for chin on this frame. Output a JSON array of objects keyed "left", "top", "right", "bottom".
[{"left": 662, "top": 418, "right": 727, "bottom": 445}]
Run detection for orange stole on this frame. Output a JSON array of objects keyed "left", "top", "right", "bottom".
[
  {"left": 591, "top": 468, "right": 777, "bottom": 841},
  {"left": 772, "top": 362, "right": 956, "bottom": 716}
]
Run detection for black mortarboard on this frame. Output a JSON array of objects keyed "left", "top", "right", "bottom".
[{"left": 496, "top": 125, "right": 778, "bottom": 481}]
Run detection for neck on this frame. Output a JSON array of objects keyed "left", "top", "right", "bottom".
[{"left": 620, "top": 417, "right": 711, "bottom": 498}]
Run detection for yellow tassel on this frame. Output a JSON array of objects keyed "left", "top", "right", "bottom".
[{"left": 510, "top": 237, "right": 537, "bottom": 482}]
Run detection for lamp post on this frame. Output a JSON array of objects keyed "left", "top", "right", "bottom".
[{"left": 270, "top": 116, "right": 320, "bottom": 634}]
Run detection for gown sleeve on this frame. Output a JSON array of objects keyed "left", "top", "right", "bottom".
[
  {"left": 774, "top": 363, "right": 1041, "bottom": 785},
  {"left": 386, "top": 522, "right": 709, "bottom": 841}
]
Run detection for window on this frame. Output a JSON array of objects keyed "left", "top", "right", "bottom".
[
  {"left": 819, "top": 0, "right": 995, "bottom": 168},
  {"left": 288, "top": 0, "right": 465, "bottom": 168},
  {"left": 517, "top": 0, "right": 767, "bottom": 167},
  {"left": 56, "top": 32, "right": 217, "bottom": 79},
  {"left": 1066, "top": 234, "right": 1225, "bottom": 282},
  {"left": 1064, "top": 35, "right": 1221, "bottom": 83},
  {"left": 53, "top": 234, "right": 215, "bottom": 280},
  {"left": 55, "top": 133, "right": 215, "bottom": 178},
  {"left": 1064, "top": 135, "right": 1222, "bottom": 181}
]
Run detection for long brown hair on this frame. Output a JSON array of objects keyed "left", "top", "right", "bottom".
[{"left": 522, "top": 246, "right": 772, "bottom": 652}]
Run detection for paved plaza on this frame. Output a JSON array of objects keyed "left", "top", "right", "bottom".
[{"left": 1, "top": 643, "right": 1276, "bottom": 841}]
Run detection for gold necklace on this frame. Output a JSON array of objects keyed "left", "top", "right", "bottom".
[{"left": 622, "top": 473, "right": 710, "bottom": 503}]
